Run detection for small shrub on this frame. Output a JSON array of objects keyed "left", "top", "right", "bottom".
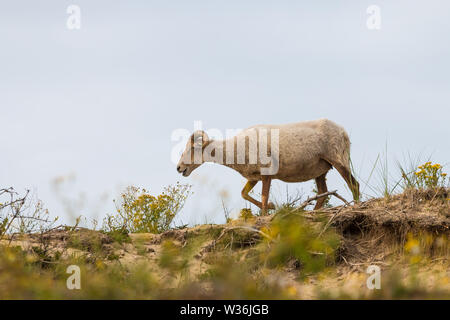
[
  {"left": 414, "top": 162, "right": 447, "bottom": 189},
  {"left": 103, "top": 182, "right": 192, "bottom": 234},
  {"left": 398, "top": 160, "right": 448, "bottom": 192},
  {"left": 105, "top": 228, "right": 131, "bottom": 244},
  {"left": 239, "top": 208, "right": 254, "bottom": 221},
  {"left": 0, "top": 188, "right": 56, "bottom": 240}
]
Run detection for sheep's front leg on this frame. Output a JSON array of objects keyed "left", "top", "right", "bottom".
[
  {"left": 241, "top": 180, "right": 262, "bottom": 208},
  {"left": 261, "top": 176, "right": 272, "bottom": 215}
]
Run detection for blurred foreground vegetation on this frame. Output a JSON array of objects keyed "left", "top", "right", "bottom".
[{"left": 0, "top": 162, "right": 449, "bottom": 299}]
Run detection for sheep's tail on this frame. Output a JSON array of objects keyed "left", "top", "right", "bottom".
[{"left": 340, "top": 130, "right": 352, "bottom": 169}]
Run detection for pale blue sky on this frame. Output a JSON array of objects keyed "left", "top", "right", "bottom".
[{"left": 1, "top": 1, "right": 449, "bottom": 226}]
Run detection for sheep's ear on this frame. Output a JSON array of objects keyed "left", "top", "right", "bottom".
[{"left": 191, "top": 130, "right": 209, "bottom": 148}]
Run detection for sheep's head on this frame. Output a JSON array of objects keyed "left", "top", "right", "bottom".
[{"left": 177, "top": 130, "right": 210, "bottom": 177}]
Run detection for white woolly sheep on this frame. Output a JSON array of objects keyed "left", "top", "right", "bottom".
[{"left": 177, "top": 118, "right": 360, "bottom": 214}]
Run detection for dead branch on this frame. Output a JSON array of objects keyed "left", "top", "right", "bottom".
[{"left": 298, "top": 190, "right": 350, "bottom": 210}]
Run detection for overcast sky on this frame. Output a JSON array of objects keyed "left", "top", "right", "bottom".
[{"left": 1, "top": 1, "right": 449, "bottom": 226}]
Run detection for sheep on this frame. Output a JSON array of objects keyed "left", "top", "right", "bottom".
[{"left": 176, "top": 118, "right": 360, "bottom": 214}]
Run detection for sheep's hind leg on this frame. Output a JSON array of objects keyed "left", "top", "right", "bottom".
[
  {"left": 261, "top": 176, "right": 274, "bottom": 215},
  {"left": 336, "top": 164, "right": 360, "bottom": 202},
  {"left": 313, "top": 173, "right": 328, "bottom": 210},
  {"left": 241, "top": 180, "right": 261, "bottom": 208},
  {"left": 325, "top": 158, "right": 360, "bottom": 202}
]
